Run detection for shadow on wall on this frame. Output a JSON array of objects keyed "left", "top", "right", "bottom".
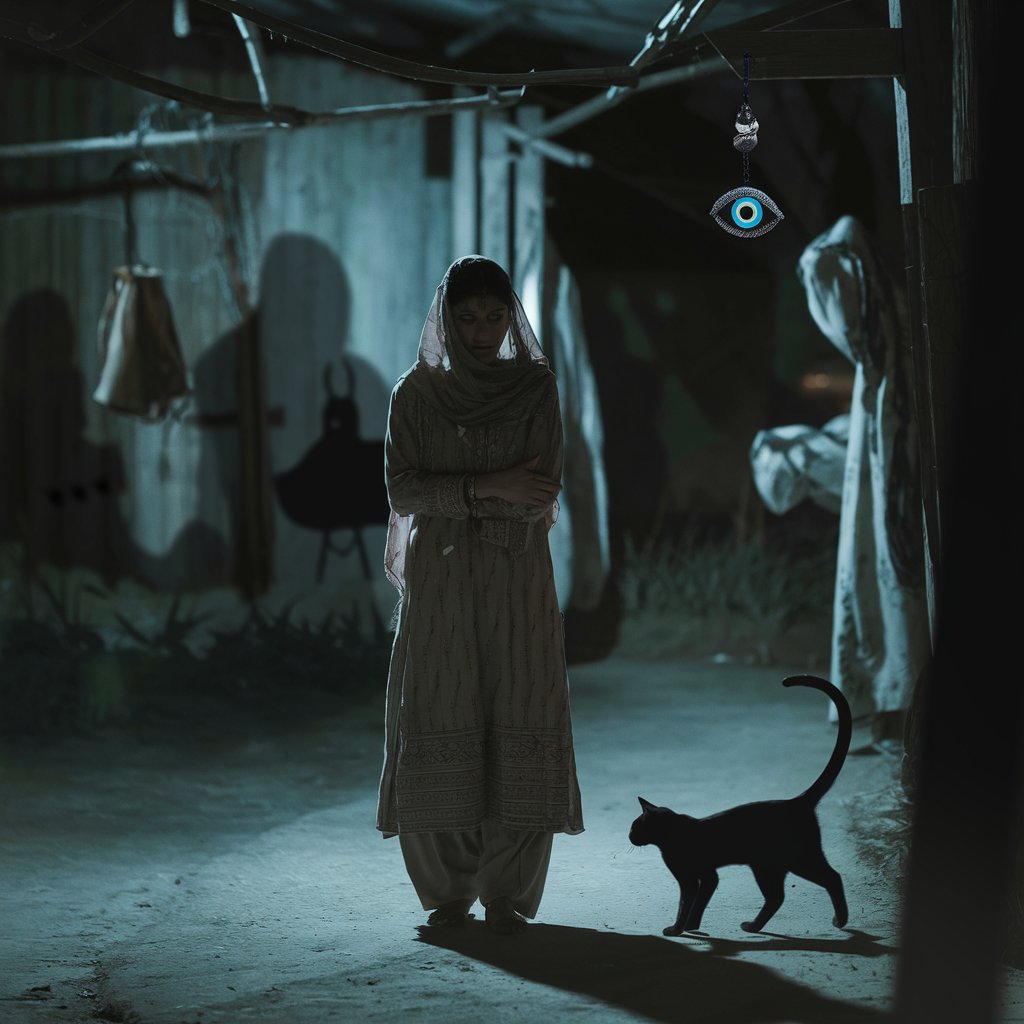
[
  {"left": 273, "top": 357, "right": 390, "bottom": 582},
  {"left": 0, "top": 287, "right": 229, "bottom": 587},
  {"left": 0, "top": 289, "right": 120, "bottom": 577},
  {"left": 1, "top": 241, "right": 394, "bottom": 602},
  {"left": 193, "top": 232, "right": 391, "bottom": 598}
]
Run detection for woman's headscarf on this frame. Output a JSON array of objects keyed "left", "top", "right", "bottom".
[
  {"left": 402, "top": 255, "right": 551, "bottom": 427},
  {"left": 384, "top": 255, "right": 554, "bottom": 596}
]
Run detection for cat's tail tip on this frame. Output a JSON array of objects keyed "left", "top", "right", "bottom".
[
  {"left": 782, "top": 674, "right": 850, "bottom": 716},
  {"left": 782, "top": 674, "right": 841, "bottom": 696},
  {"left": 783, "top": 673, "right": 830, "bottom": 687}
]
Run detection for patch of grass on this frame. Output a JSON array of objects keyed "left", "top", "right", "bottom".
[
  {"left": 615, "top": 526, "right": 835, "bottom": 667},
  {"left": 160, "top": 599, "right": 393, "bottom": 701},
  {"left": 844, "top": 773, "right": 913, "bottom": 880},
  {"left": 0, "top": 545, "right": 392, "bottom": 736}
]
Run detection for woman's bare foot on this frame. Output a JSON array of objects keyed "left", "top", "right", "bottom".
[
  {"left": 484, "top": 896, "right": 527, "bottom": 935},
  {"left": 426, "top": 899, "right": 474, "bottom": 927}
]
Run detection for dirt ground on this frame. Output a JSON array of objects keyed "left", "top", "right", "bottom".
[{"left": 2, "top": 652, "right": 1022, "bottom": 1024}]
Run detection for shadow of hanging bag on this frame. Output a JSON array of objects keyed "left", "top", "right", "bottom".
[{"left": 93, "top": 265, "right": 189, "bottom": 420}]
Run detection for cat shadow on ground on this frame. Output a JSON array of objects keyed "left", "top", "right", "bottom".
[
  {"left": 417, "top": 922, "right": 892, "bottom": 1024},
  {"left": 694, "top": 927, "right": 897, "bottom": 958}
]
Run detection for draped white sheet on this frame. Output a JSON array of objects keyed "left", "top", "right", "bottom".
[
  {"left": 753, "top": 216, "right": 931, "bottom": 722},
  {"left": 750, "top": 415, "right": 849, "bottom": 516}
]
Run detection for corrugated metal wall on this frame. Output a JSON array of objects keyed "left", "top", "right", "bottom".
[{"left": 0, "top": 55, "right": 451, "bottom": 629}]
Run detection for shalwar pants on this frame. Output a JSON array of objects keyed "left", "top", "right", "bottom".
[{"left": 399, "top": 819, "right": 553, "bottom": 919}]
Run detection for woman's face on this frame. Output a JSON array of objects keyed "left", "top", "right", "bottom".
[{"left": 449, "top": 294, "right": 509, "bottom": 364}]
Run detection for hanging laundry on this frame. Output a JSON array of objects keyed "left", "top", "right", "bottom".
[{"left": 93, "top": 265, "right": 189, "bottom": 420}]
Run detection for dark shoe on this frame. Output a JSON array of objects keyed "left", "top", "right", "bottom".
[
  {"left": 484, "top": 896, "right": 527, "bottom": 935},
  {"left": 426, "top": 900, "right": 474, "bottom": 927}
]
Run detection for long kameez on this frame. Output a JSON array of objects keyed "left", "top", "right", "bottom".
[{"left": 376, "top": 370, "right": 584, "bottom": 843}]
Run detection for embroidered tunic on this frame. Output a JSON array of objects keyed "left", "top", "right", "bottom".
[{"left": 376, "top": 368, "right": 584, "bottom": 837}]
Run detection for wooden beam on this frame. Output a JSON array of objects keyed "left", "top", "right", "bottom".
[{"left": 703, "top": 28, "right": 903, "bottom": 79}]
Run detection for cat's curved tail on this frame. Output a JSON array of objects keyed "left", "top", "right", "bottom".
[{"left": 784, "top": 674, "right": 852, "bottom": 805}]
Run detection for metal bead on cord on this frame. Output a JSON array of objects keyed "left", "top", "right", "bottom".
[{"left": 709, "top": 52, "right": 784, "bottom": 238}]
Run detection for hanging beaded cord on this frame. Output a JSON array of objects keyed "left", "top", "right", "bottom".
[{"left": 709, "top": 52, "right": 784, "bottom": 238}]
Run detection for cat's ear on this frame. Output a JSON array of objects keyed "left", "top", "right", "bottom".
[{"left": 638, "top": 797, "right": 656, "bottom": 811}]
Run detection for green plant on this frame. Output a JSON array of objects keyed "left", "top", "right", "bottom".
[
  {"left": 0, "top": 543, "right": 393, "bottom": 734},
  {"left": 616, "top": 527, "right": 835, "bottom": 664},
  {"left": 167, "top": 599, "right": 392, "bottom": 698}
]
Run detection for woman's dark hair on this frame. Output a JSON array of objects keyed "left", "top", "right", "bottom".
[{"left": 443, "top": 256, "right": 513, "bottom": 308}]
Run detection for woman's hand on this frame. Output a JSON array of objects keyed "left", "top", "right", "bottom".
[{"left": 475, "top": 456, "right": 561, "bottom": 507}]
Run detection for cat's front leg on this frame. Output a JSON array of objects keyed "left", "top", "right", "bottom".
[{"left": 664, "top": 877, "right": 699, "bottom": 936}]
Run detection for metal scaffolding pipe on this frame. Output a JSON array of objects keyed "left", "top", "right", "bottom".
[
  {"left": 192, "top": 0, "right": 638, "bottom": 89},
  {"left": 0, "top": 90, "right": 523, "bottom": 161},
  {"left": 232, "top": 15, "right": 272, "bottom": 111},
  {"left": 498, "top": 122, "right": 593, "bottom": 169}
]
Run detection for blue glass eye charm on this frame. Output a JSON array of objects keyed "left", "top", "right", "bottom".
[
  {"left": 712, "top": 54, "right": 784, "bottom": 239},
  {"left": 710, "top": 186, "right": 784, "bottom": 238}
]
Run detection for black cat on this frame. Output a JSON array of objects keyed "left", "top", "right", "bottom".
[{"left": 629, "top": 673, "right": 851, "bottom": 936}]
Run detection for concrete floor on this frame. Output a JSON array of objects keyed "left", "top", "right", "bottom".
[{"left": 2, "top": 653, "right": 1021, "bottom": 1024}]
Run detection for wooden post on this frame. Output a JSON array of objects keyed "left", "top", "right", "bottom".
[
  {"left": 891, "top": 4, "right": 1021, "bottom": 1023},
  {"left": 889, "top": 0, "right": 958, "bottom": 646},
  {"left": 206, "top": 174, "right": 275, "bottom": 602}
]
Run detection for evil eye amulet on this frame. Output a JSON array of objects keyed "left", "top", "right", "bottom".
[{"left": 709, "top": 186, "right": 784, "bottom": 238}]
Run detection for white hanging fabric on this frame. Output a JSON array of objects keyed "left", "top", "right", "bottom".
[
  {"left": 795, "top": 216, "right": 931, "bottom": 723},
  {"left": 749, "top": 414, "right": 850, "bottom": 516}
]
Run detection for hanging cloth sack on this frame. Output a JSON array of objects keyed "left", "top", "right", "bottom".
[{"left": 93, "top": 265, "right": 189, "bottom": 420}]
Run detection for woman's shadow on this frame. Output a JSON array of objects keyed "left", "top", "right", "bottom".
[
  {"left": 417, "top": 921, "right": 895, "bottom": 1023},
  {"left": 192, "top": 232, "right": 392, "bottom": 596}
]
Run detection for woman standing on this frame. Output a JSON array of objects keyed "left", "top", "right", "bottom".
[{"left": 377, "top": 255, "right": 584, "bottom": 935}]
